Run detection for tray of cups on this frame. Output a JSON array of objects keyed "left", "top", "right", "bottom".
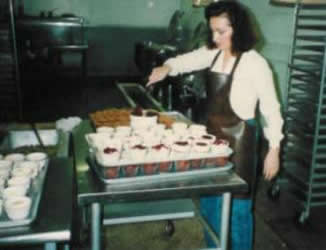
[
  {"left": 0, "top": 151, "right": 49, "bottom": 228},
  {"left": 88, "top": 154, "right": 233, "bottom": 185},
  {"left": 86, "top": 110, "right": 235, "bottom": 184}
]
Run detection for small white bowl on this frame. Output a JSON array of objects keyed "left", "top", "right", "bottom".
[
  {"left": 0, "top": 168, "right": 10, "bottom": 179},
  {"left": 4, "top": 153, "right": 25, "bottom": 163},
  {"left": 15, "top": 161, "right": 39, "bottom": 178},
  {"left": 26, "top": 152, "right": 48, "bottom": 170},
  {"left": 8, "top": 176, "right": 31, "bottom": 190},
  {"left": 0, "top": 160, "right": 13, "bottom": 170},
  {"left": 3, "top": 186, "right": 28, "bottom": 200},
  {"left": 5, "top": 196, "right": 32, "bottom": 220},
  {"left": 12, "top": 166, "right": 35, "bottom": 179}
]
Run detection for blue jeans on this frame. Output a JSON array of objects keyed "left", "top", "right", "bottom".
[{"left": 200, "top": 196, "right": 253, "bottom": 250}]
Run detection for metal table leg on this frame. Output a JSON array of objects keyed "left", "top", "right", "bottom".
[
  {"left": 220, "top": 192, "right": 231, "bottom": 250},
  {"left": 91, "top": 203, "right": 102, "bottom": 250}
]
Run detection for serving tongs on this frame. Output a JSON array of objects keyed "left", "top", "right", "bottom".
[{"left": 31, "top": 123, "right": 46, "bottom": 152}]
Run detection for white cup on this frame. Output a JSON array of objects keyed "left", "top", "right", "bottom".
[
  {"left": 26, "top": 152, "right": 48, "bottom": 170},
  {"left": 3, "top": 186, "right": 27, "bottom": 200},
  {"left": 0, "top": 160, "right": 12, "bottom": 170},
  {"left": 4, "top": 153, "right": 25, "bottom": 163},
  {"left": 5, "top": 196, "right": 32, "bottom": 220},
  {"left": 14, "top": 161, "right": 39, "bottom": 178},
  {"left": 8, "top": 176, "right": 31, "bottom": 190}
]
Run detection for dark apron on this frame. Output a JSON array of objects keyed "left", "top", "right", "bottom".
[{"left": 205, "top": 51, "right": 257, "bottom": 198}]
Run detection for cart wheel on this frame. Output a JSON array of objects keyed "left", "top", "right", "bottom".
[
  {"left": 165, "top": 220, "right": 175, "bottom": 237},
  {"left": 267, "top": 182, "right": 280, "bottom": 201}
]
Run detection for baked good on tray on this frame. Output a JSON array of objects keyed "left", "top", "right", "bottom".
[{"left": 89, "top": 107, "right": 175, "bottom": 128}]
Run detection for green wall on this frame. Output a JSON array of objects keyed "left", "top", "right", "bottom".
[
  {"left": 23, "top": 0, "right": 182, "bottom": 76},
  {"left": 22, "top": 0, "right": 295, "bottom": 105}
]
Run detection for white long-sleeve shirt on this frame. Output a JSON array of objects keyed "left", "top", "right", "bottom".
[{"left": 165, "top": 46, "right": 284, "bottom": 148}]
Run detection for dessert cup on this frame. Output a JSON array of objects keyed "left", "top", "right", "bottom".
[
  {"left": 130, "top": 144, "right": 147, "bottom": 162},
  {"left": 0, "top": 160, "right": 12, "bottom": 171},
  {"left": 158, "top": 161, "right": 173, "bottom": 173},
  {"left": 175, "top": 160, "right": 191, "bottom": 172},
  {"left": 96, "top": 147, "right": 120, "bottom": 166},
  {"left": 142, "top": 163, "right": 158, "bottom": 175},
  {"left": 5, "top": 196, "right": 32, "bottom": 220},
  {"left": 14, "top": 161, "right": 39, "bottom": 178},
  {"left": 4, "top": 153, "right": 25, "bottom": 163},
  {"left": 122, "top": 165, "right": 139, "bottom": 177},
  {"left": 3, "top": 186, "right": 28, "bottom": 200},
  {"left": 104, "top": 167, "right": 120, "bottom": 179},
  {"left": 26, "top": 152, "right": 48, "bottom": 170},
  {"left": 7, "top": 176, "right": 31, "bottom": 190}
]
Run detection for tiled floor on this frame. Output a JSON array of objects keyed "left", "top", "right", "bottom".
[{"left": 20, "top": 75, "right": 326, "bottom": 250}]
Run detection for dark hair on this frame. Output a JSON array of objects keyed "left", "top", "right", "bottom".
[{"left": 205, "top": 0, "right": 257, "bottom": 54}]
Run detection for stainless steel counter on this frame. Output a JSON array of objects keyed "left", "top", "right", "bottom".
[
  {"left": 73, "top": 120, "right": 248, "bottom": 250},
  {"left": 0, "top": 157, "right": 74, "bottom": 250}
]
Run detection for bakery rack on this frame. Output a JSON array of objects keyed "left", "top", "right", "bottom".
[{"left": 270, "top": 2, "right": 326, "bottom": 224}]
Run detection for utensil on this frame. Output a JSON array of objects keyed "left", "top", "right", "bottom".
[{"left": 31, "top": 124, "right": 46, "bottom": 151}]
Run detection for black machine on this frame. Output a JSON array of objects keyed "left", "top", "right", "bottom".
[{"left": 134, "top": 11, "right": 209, "bottom": 122}]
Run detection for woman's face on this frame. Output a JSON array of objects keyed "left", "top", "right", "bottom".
[{"left": 209, "top": 14, "right": 233, "bottom": 52}]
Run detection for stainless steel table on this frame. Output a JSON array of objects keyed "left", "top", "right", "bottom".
[
  {"left": 0, "top": 157, "right": 74, "bottom": 250},
  {"left": 73, "top": 120, "right": 248, "bottom": 250}
]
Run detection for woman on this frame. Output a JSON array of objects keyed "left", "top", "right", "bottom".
[{"left": 147, "top": 1, "right": 283, "bottom": 249}]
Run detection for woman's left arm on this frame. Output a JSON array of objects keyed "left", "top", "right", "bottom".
[
  {"left": 264, "top": 147, "right": 280, "bottom": 180},
  {"left": 251, "top": 54, "right": 284, "bottom": 180}
]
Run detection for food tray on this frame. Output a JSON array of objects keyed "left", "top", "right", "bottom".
[
  {"left": 88, "top": 154, "right": 233, "bottom": 185},
  {"left": 0, "top": 160, "right": 49, "bottom": 228},
  {"left": 0, "top": 128, "right": 70, "bottom": 228}
]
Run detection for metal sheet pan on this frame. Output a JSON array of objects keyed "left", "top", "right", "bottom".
[
  {"left": 0, "top": 129, "right": 69, "bottom": 228},
  {"left": 0, "top": 160, "right": 49, "bottom": 228},
  {"left": 88, "top": 154, "right": 233, "bottom": 185}
]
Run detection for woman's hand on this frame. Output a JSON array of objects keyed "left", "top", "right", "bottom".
[
  {"left": 146, "top": 65, "right": 172, "bottom": 87},
  {"left": 263, "top": 147, "right": 280, "bottom": 181}
]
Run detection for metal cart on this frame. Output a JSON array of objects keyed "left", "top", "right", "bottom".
[{"left": 270, "top": 2, "right": 326, "bottom": 224}]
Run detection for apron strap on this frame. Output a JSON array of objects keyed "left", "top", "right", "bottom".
[
  {"left": 209, "top": 51, "right": 243, "bottom": 76},
  {"left": 209, "top": 51, "right": 221, "bottom": 69},
  {"left": 230, "top": 53, "right": 242, "bottom": 77}
]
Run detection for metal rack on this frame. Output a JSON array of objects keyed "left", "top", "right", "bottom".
[
  {"left": 273, "top": 2, "right": 326, "bottom": 224},
  {"left": 0, "top": 0, "right": 22, "bottom": 121}
]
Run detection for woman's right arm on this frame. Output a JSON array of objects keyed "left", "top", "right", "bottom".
[
  {"left": 146, "top": 46, "right": 216, "bottom": 87},
  {"left": 147, "top": 65, "right": 172, "bottom": 86}
]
